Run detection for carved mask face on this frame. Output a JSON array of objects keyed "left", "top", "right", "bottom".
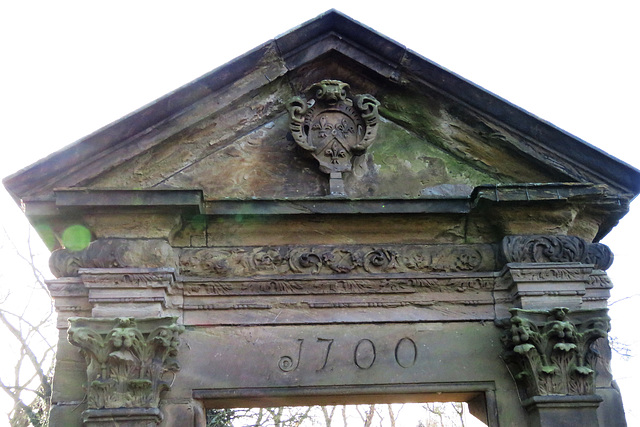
[{"left": 309, "top": 111, "right": 358, "bottom": 173}]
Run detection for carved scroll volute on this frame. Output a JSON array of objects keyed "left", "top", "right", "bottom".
[
  {"left": 499, "top": 235, "right": 614, "bottom": 270},
  {"left": 287, "top": 80, "right": 380, "bottom": 175}
]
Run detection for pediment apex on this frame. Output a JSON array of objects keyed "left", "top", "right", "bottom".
[{"left": 4, "top": 9, "right": 640, "bottom": 209}]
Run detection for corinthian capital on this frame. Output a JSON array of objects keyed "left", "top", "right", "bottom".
[
  {"left": 68, "top": 316, "right": 184, "bottom": 410},
  {"left": 497, "top": 307, "right": 609, "bottom": 399}
]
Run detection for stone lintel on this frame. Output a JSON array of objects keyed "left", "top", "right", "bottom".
[
  {"left": 500, "top": 262, "right": 593, "bottom": 310},
  {"left": 523, "top": 394, "right": 603, "bottom": 427},
  {"left": 83, "top": 407, "right": 162, "bottom": 427}
]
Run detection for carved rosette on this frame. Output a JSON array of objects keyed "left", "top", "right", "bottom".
[
  {"left": 497, "top": 308, "right": 610, "bottom": 399},
  {"left": 500, "top": 235, "right": 613, "bottom": 270},
  {"left": 68, "top": 317, "right": 184, "bottom": 409},
  {"left": 286, "top": 80, "right": 380, "bottom": 174}
]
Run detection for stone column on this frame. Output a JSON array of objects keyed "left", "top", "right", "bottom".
[
  {"left": 47, "top": 239, "right": 194, "bottom": 426},
  {"left": 67, "top": 317, "right": 184, "bottom": 427}
]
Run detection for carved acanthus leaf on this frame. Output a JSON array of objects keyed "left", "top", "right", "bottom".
[
  {"left": 497, "top": 307, "right": 610, "bottom": 399},
  {"left": 68, "top": 317, "right": 184, "bottom": 409}
]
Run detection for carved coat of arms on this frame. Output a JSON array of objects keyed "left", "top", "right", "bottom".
[{"left": 287, "top": 80, "right": 380, "bottom": 175}]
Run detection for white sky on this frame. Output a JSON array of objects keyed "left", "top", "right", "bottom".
[{"left": 1, "top": 1, "right": 639, "bottom": 425}]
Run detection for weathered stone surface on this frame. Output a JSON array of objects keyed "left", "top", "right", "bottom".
[
  {"left": 50, "top": 239, "right": 177, "bottom": 277},
  {"left": 523, "top": 395, "right": 603, "bottom": 427},
  {"left": 159, "top": 400, "right": 205, "bottom": 427},
  {"left": 82, "top": 213, "right": 181, "bottom": 240},
  {"left": 83, "top": 408, "right": 162, "bottom": 427},
  {"left": 4, "top": 10, "right": 636, "bottom": 427},
  {"left": 50, "top": 331, "right": 88, "bottom": 404},
  {"left": 49, "top": 403, "right": 86, "bottom": 427},
  {"left": 202, "top": 214, "right": 469, "bottom": 247},
  {"left": 175, "top": 322, "right": 526, "bottom": 425}
]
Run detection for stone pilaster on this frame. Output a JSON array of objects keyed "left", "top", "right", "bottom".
[
  {"left": 497, "top": 307, "right": 610, "bottom": 427},
  {"left": 67, "top": 316, "right": 185, "bottom": 427}
]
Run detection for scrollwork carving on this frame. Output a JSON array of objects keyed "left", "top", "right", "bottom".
[
  {"left": 497, "top": 307, "right": 609, "bottom": 398},
  {"left": 67, "top": 317, "right": 184, "bottom": 410},
  {"left": 286, "top": 80, "right": 379, "bottom": 175},
  {"left": 500, "top": 235, "right": 613, "bottom": 271},
  {"left": 179, "top": 244, "right": 495, "bottom": 277},
  {"left": 501, "top": 235, "right": 588, "bottom": 264}
]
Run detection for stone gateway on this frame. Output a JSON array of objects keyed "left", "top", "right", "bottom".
[{"left": 3, "top": 10, "right": 638, "bottom": 427}]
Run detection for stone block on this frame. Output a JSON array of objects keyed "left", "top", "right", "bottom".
[{"left": 524, "top": 395, "right": 602, "bottom": 427}]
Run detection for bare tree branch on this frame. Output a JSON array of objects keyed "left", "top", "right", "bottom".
[{"left": 0, "top": 311, "right": 52, "bottom": 401}]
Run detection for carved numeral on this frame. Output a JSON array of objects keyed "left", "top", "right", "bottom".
[
  {"left": 280, "top": 336, "right": 416, "bottom": 372},
  {"left": 278, "top": 338, "right": 303, "bottom": 372},
  {"left": 316, "top": 338, "right": 334, "bottom": 371},
  {"left": 394, "top": 337, "right": 417, "bottom": 368},
  {"left": 354, "top": 339, "right": 376, "bottom": 369}
]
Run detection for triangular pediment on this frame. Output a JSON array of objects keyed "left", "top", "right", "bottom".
[{"left": 4, "top": 10, "right": 639, "bottom": 207}]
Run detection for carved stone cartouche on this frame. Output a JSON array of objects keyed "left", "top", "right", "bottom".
[
  {"left": 67, "top": 317, "right": 184, "bottom": 410},
  {"left": 497, "top": 307, "right": 610, "bottom": 399},
  {"left": 287, "top": 80, "right": 380, "bottom": 177}
]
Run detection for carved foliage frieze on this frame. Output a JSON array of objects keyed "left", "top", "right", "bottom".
[
  {"left": 67, "top": 317, "right": 184, "bottom": 409},
  {"left": 287, "top": 80, "right": 380, "bottom": 174},
  {"left": 182, "top": 276, "right": 496, "bottom": 297},
  {"left": 500, "top": 235, "right": 613, "bottom": 270},
  {"left": 497, "top": 307, "right": 610, "bottom": 398},
  {"left": 178, "top": 244, "right": 495, "bottom": 277}
]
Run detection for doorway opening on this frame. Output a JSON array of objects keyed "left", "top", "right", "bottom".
[{"left": 197, "top": 385, "right": 495, "bottom": 426}]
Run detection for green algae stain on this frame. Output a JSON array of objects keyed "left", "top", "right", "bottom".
[{"left": 369, "top": 118, "right": 497, "bottom": 191}]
